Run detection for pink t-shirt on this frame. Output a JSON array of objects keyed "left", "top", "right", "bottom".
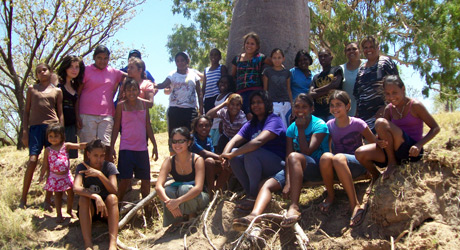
[
  {"left": 120, "top": 106, "right": 147, "bottom": 151},
  {"left": 139, "top": 80, "right": 154, "bottom": 99},
  {"left": 79, "top": 65, "right": 123, "bottom": 116}
]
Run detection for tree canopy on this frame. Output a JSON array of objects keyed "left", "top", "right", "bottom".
[
  {"left": 0, "top": 0, "right": 146, "bottom": 147},
  {"left": 167, "top": 0, "right": 459, "bottom": 106}
]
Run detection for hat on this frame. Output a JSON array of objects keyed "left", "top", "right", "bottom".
[{"left": 128, "top": 49, "right": 142, "bottom": 59}]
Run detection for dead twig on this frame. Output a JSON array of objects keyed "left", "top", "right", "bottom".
[
  {"left": 233, "top": 213, "right": 284, "bottom": 250},
  {"left": 117, "top": 237, "right": 139, "bottom": 250},
  {"left": 203, "top": 190, "right": 220, "bottom": 250}
]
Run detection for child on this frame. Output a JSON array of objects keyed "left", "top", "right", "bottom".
[
  {"left": 20, "top": 63, "right": 64, "bottom": 208},
  {"left": 319, "top": 90, "right": 376, "bottom": 227},
  {"left": 202, "top": 48, "right": 228, "bottom": 113},
  {"left": 355, "top": 75, "right": 440, "bottom": 180},
  {"left": 263, "top": 48, "right": 293, "bottom": 127},
  {"left": 57, "top": 55, "right": 85, "bottom": 159},
  {"left": 155, "top": 52, "right": 203, "bottom": 138},
  {"left": 39, "top": 123, "right": 86, "bottom": 223},
  {"left": 190, "top": 115, "right": 231, "bottom": 194},
  {"left": 309, "top": 48, "right": 343, "bottom": 122},
  {"left": 282, "top": 94, "right": 329, "bottom": 227},
  {"left": 231, "top": 32, "right": 272, "bottom": 116},
  {"left": 155, "top": 127, "right": 209, "bottom": 229},
  {"left": 207, "top": 93, "right": 247, "bottom": 154},
  {"left": 73, "top": 139, "right": 119, "bottom": 250},
  {"left": 110, "top": 78, "right": 158, "bottom": 202},
  {"left": 209, "top": 75, "right": 234, "bottom": 148}
]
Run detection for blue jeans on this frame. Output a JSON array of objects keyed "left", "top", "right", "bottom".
[{"left": 230, "top": 147, "right": 284, "bottom": 197}]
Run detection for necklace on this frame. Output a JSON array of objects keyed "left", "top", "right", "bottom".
[{"left": 394, "top": 99, "right": 410, "bottom": 118}]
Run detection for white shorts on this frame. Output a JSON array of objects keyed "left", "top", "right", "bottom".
[{"left": 79, "top": 114, "right": 113, "bottom": 146}]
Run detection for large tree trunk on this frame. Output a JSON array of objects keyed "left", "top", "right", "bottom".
[{"left": 226, "top": 0, "right": 310, "bottom": 70}]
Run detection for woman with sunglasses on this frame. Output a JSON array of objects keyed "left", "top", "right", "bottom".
[{"left": 155, "top": 127, "right": 209, "bottom": 229}]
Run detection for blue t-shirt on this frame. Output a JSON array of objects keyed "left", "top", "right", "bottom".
[
  {"left": 290, "top": 67, "right": 312, "bottom": 100},
  {"left": 286, "top": 115, "right": 329, "bottom": 162},
  {"left": 237, "top": 113, "right": 286, "bottom": 159},
  {"left": 191, "top": 133, "right": 214, "bottom": 154}
]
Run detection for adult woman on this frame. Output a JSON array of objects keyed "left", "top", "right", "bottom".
[
  {"left": 155, "top": 127, "right": 209, "bottom": 228},
  {"left": 340, "top": 42, "right": 363, "bottom": 116},
  {"left": 57, "top": 55, "right": 85, "bottom": 159},
  {"left": 77, "top": 45, "right": 126, "bottom": 161},
  {"left": 221, "top": 90, "right": 286, "bottom": 210},
  {"left": 353, "top": 36, "right": 399, "bottom": 131}
]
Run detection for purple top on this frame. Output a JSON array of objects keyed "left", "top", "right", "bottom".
[
  {"left": 237, "top": 113, "right": 286, "bottom": 158},
  {"left": 389, "top": 100, "right": 423, "bottom": 142},
  {"left": 327, "top": 117, "right": 367, "bottom": 155}
]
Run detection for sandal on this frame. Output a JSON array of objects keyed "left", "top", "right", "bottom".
[
  {"left": 349, "top": 207, "right": 366, "bottom": 227},
  {"left": 232, "top": 216, "right": 253, "bottom": 232},
  {"left": 280, "top": 211, "right": 301, "bottom": 228},
  {"left": 318, "top": 200, "right": 333, "bottom": 214},
  {"left": 235, "top": 198, "right": 255, "bottom": 211}
]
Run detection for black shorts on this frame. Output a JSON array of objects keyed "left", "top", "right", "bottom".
[{"left": 374, "top": 131, "right": 423, "bottom": 167}]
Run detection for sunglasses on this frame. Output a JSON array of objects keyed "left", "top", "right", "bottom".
[{"left": 171, "top": 139, "right": 188, "bottom": 144}]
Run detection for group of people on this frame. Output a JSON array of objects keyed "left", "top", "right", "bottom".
[{"left": 19, "top": 31, "right": 440, "bottom": 249}]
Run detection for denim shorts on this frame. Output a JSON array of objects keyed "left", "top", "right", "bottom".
[
  {"left": 302, "top": 154, "right": 323, "bottom": 182},
  {"left": 118, "top": 150, "right": 150, "bottom": 180},
  {"left": 28, "top": 124, "right": 50, "bottom": 156},
  {"left": 270, "top": 161, "right": 286, "bottom": 188},
  {"left": 339, "top": 154, "right": 368, "bottom": 179}
]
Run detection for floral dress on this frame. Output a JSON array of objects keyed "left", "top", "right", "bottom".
[{"left": 44, "top": 145, "right": 73, "bottom": 192}]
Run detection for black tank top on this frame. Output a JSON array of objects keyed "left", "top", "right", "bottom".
[{"left": 170, "top": 153, "right": 196, "bottom": 182}]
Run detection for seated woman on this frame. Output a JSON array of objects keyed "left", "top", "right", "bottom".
[
  {"left": 221, "top": 90, "right": 286, "bottom": 211},
  {"left": 155, "top": 127, "right": 210, "bottom": 228},
  {"left": 319, "top": 90, "right": 376, "bottom": 227},
  {"left": 282, "top": 94, "right": 329, "bottom": 227},
  {"left": 355, "top": 75, "right": 440, "bottom": 180},
  {"left": 190, "top": 115, "right": 231, "bottom": 194}
]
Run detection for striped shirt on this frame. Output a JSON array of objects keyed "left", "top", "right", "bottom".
[{"left": 204, "top": 65, "right": 222, "bottom": 99}]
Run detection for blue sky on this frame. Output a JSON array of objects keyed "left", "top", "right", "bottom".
[{"left": 112, "top": 0, "right": 434, "bottom": 112}]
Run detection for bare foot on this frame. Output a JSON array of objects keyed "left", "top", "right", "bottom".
[
  {"left": 43, "top": 202, "right": 53, "bottom": 213},
  {"left": 56, "top": 215, "right": 65, "bottom": 224},
  {"left": 19, "top": 200, "right": 26, "bottom": 209},
  {"left": 67, "top": 210, "right": 77, "bottom": 219},
  {"left": 382, "top": 164, "right": 397, "bottom": 180}
]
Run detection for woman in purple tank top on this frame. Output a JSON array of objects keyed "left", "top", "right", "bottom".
[{"left": 355, "top": 75, "right": 440, "bottom": 180}]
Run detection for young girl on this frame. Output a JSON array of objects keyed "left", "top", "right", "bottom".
[
  {"left": 203, "top": 48, "right": 228, "bottom": 113},
  {"left": 207, "top": 92, "right": 247, "bottom": 154},
  {"left": 73, "top": 139, "right": 119, "bottom": 250},
  {"left": 208, "top": 75, "right": 234, "bottom": 148},
  {"left": 355, "top": 75, "right": 440, "bottom": 180},
  {"left": 319, "top": 90, "right": 375, "bottom": 227},
  {"left": 282, "top": 93, "right": 329, "bottom": 227},
  {"left": 39, "top": 123, "right": 86, "bottom": 222},
  {"left": 110, "top": 78, "right": 158, "bottom": 202},
  {"left": 20, "top": 63, "right": 64, "bottom": 208},
  {"left": 120, "top": 57, "right": 154, "bottom": 108},
  {"left": 310, "top": 48, "right": 344, "bottom": 122},
  {"left": 155, "top": 127, "right": 209, "bottom": 229},
  {"left": 77, "top": 45, "right": 126, "bottom": 162},
  {"left": 155, "top": 52, "right": 203, "bottom": 138},
  {"left": 231, "top": 32, "right": 272, "bottom": 115},
  {"left": 263, "top": 48, "right": 293, "bottom": 127},
  {"left": 57, "top": 55, "right": 85, "bottom": 159}
]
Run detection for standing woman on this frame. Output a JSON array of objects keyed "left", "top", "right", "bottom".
[
  {"left": 155, "top": 52, "right": 203, "bottom": 137},
  {"left": 221, "top": 90, "right": 286, "bottom": 210},
  {"left": 353, "top": 36, "right": 399, "bottom": 131},
  {"left": 77, "top": 45, "right": 125, "bottom": 161},
  {"left": 290, "top": 50, "right": 313, "bottom": 101},
  {"left": 119, "top": 57, "right": 154, "bottom": 108},
  {"left": 57, "top": 55, "right": 85, "bottom": 159},
  {"left": 340, "top": 42, "right": 363, "bottom": 116}
]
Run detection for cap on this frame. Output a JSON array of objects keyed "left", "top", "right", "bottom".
[{"left": 128, "top": 49, "right": 141, "bottom": 59}]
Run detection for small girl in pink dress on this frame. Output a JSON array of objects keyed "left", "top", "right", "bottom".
[{"left": 39, "top": 123, "right": 86, "bottom": 222}]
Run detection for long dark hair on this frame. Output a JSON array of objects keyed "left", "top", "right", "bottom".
[
  {"left": 57, "top": 55, "right": 85, "bottom": 91},
  {"left": 249, "top": 90, "right": 273, "bottom": 126}
]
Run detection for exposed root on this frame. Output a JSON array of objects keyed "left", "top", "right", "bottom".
[{"left": 203, "top": 190, "right": 220, "bottom": 250}]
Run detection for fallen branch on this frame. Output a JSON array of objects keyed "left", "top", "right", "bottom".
[
  {"left": 233, "top": 213, "right": 284, "bottom": 250},
  {"left": 117, "top": 237, "right": 139, "bottom": 250},
  {"left": 203, "top": 190, "right": 220, "bottom": 250},
  {"left": 294, "top": 222, "right": 309, "bottom": 250}
]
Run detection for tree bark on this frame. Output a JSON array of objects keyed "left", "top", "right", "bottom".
[{"left": 226, "top": 0, "right": 310, "bottom": 69}]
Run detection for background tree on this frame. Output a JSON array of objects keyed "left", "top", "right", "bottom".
[
  {"left": 149, "top": 104, "right": 168, "bottom": 133},
  {"left": 0, "top": 0, "right": 146, "bottom": 148},
  {"left": 167, "top": 0, "right": 459, "bottom": 110}
]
